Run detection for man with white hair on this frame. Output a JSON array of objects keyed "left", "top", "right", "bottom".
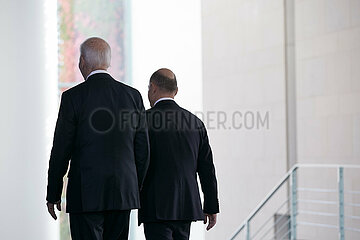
[{"left": 46, "top": 37, "right": 150, "bottom": 240}]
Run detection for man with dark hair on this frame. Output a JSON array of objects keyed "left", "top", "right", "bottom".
[
  {"left": 46, "top": 37, "right": 150, "bottom": 240},
  {"left": 139, "top": 68, "right": 219, "bottom": 240}
]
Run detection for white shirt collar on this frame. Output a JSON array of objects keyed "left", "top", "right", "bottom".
[
  {"left": 154, "top": 97, "right": 175, "bottom": 106},
  {"left": 86, "top": 69, "right": 109, "bottom": 80}
]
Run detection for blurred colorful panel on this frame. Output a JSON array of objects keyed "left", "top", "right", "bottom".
[{"left": 58, "top": 0, "right": 126, "bottom": 92}]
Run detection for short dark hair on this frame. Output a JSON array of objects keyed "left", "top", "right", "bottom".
[{"left": 150, "top": 70, "right": 177, "bottom": 93}]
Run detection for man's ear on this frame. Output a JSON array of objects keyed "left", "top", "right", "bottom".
[
  {"left": 79, "top": 56, "right": 85, "bottom": 68},
  {"left": 151, "top": 82, "right": 158, "bottom": 94},
  {"left": 173, "top": 87, "right": 178, "bottom": 97}
]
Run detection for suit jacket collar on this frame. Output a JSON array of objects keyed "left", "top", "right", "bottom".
[
  {"left": 86, "top": 72, "right": 112, "bottom": 82},
  {"left": 151, "top": 99, "right": 179, "bottom": 109},
  {"left": 86, "top": 69, "right": 110, "bottom": 80}
]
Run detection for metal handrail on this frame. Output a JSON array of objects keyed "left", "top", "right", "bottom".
[
  {"left": 250, "top": 198, "right": 289, "bottom": 239},
  {"left": 298, "top": 210, "right": 337, "bottom": 217},
  {"left": 228, "top": 163, "right": 360, "bottom": 240},
  {"left": 297, "top": 221, "right": 338, "bottom": 229},
  {"left": 298, "top": 187, "right": 337, "bottom": 193},
  {"left": 255, "top": 210, "right": 290, "bottom": 240},
  {"left": 229, "top": 165, "right": 296, "bottom": 240},
  {"left": 297, "top": 199, "right": 337, "bottom": 205}
]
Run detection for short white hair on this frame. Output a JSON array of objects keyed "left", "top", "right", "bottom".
[{"left": 80, "top": 37, "right": 111, "bottom": 69}]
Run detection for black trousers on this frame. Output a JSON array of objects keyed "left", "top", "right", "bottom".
[
  {"left": 144, "top": 221, "right": 192, "bottom": 240},
  {"left": 69, "top": 210, "right": 131, "bottom": 240}
]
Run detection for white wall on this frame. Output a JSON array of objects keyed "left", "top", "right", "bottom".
[
  {"left": 201, "top": 0, "right": 360, "bottom": 239},
  {"left": 0, "top": 0, "right": 59, "bottom": 239},
  {"left": 129, "top": 1, "right": 204, "bottom": 239},
  {"left": 201, "top": 0, "right": 287, "bottom": 239},
  {"left": 295, "top": 0, "right": 360, "bottom": 165},
  {"left": 295, "top": 0, "right": 360, "bottom": 239}
]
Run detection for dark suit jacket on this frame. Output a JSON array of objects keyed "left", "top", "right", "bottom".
[
  {"left": 139, "top": 100, "right": 219, "bottom": 224},
  {"left": 46, "top": 73, "right": 150, "bottom": 213}
]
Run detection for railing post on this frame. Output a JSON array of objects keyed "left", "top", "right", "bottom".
[
  {"left": 246, "top": 220, "right": 250, "bottom": 240},
  {"left": 338, "top": 167, "right": 345, "bottom": 240},
  {"left": 290, "top": 167, "right": 297, "bottom": 240}
]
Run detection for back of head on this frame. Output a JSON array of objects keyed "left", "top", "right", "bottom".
[
  {"left": 80, "top": 37, "right": 111, "bottom": 70},
  {"left": 150, "top": 68, "right": 177, "bottom": 93}
]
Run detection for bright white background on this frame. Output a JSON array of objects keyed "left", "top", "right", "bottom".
[{"left": 130, "top": 0, "right": 203, "bottom": 113}]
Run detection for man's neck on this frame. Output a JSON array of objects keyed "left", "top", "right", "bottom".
[
  {"left": 153, "top": 97, "right": 175, "bottom": 106},
  {"left": 86, "top": 69, "right": 109, "bottom": 80}
]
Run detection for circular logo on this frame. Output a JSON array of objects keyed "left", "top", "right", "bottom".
[{"left": 89, "top": 108, "right": 115, "bottom": 134}]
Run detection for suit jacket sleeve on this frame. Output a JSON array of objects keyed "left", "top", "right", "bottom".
[
  {"left": 197, "top": 122, "right": 219, "bottom": 214},
  {"left": 134, "top": 93, "right": 150, "bottom": 190},
  {"left": 46, "top": 91, "right": 77, "bottom": 203}
]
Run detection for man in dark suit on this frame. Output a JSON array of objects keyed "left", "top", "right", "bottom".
[
  {"left": 139, "top": 68, "right": 219, "bottom": 240},
  {"left": 46, "top": 37, "right": 150, "bottom": 240}
]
